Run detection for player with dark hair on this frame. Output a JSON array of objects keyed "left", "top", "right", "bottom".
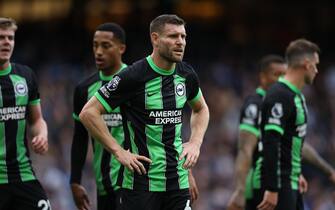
[
  {"left": 227, "top": 55, "right": 286, "bottom": 210},
  {"left": 253, "top": 39, "right": 320, "bottom": 210},
  {"left": 228, "top": 54, "right": 335, "bottom": 210},
  {"left": 70, "top": 22, "right": 127, "bottom": 210},
  {"left": 0, "top": 17, "right": 50, "bottom": 210},
  {"left": 79, "top": 14, "right": 209, "bottom": 210}
]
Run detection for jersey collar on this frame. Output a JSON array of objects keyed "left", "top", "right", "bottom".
[
  {"left": 278, "top": 77, "right": 301, "bottom": 94},
  {"left": 0, "top": 63, "right": 12, "bottom": 76},
  {"left": 99, "top": 63, "right": 127, "bottom": 81},
  {"left": 256, "top": 87, "right": 266, "bottom": 97},
  {"left": 146, "top": 56, "right": 175, "bottom": 75}
]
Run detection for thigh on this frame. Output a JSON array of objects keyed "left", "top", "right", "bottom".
[
  {"left": 12, "top": 180, "right": 51, "bottom": 210},
  {"left": 0, "top": 184, "right": 12, "bottom": 210},
  {"left": 118, "top": 189, "right": 161, "bottom": 210},
  {"left": 276, "top": 189, "right": 298, "bottom": 210},
  {"left": 163, "top": 189, "right": 191, "bottom": 210}
]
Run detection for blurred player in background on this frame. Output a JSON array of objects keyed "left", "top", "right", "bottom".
[
  {"left": 254, "top": 39, "right": 320, "bottom": 210},
  {"left": 228, "top": 54, "right": 335, "bottom": 210}
]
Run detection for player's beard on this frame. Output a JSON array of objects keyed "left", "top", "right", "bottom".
[{"left": 159, "top": 46, "right": 183, "bottom": 63}]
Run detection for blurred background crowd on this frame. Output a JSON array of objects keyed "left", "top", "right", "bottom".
[{"left": 1, "top": 0, "right": 335, "bottom": 209}]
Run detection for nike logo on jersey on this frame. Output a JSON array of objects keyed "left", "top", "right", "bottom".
[{"left": 147, "top": 92, "right": 158, "bottom": 97}]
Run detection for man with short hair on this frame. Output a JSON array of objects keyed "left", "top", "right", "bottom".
[
  {"left": 0, "top": 17, "right": 50, "bottom": 210},
  {"left": 70, "top": 22, "right": 127, "bottom": 210},
  {"left": 80, "top": 14, "right": 209, "bottom": 210},
  {"left": 254, "top": 39, "right": 320, "bottom": 210},
  {"left": 228, "top": 54, "right": 335, "bottom": 210},
  {"left": 227, "top": 55, "right": 287, "bottom": 210}
]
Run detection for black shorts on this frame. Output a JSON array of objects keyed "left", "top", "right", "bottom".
[
  {"left": 246, "top": 188, "right": 300, "bottom": 210},
  {"left": 118, "top": 188, "right": 191, "bottom": 210},
  {"left": 98, "top": 190, "right": 120, "bottom": 210},
  {"left": 0, "top": 180, "right": 50, "bottom": 210}
]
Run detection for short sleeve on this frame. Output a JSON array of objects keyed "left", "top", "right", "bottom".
[
  {"left": 186, "top": 68, "right": 202, "bottom": 104},
  {"left": 95, "top": 70, "right": 136, "bottom": 113},
  {"left": 239, "top": 100, "right": 260, "bottom": 137},
  {"left": 28, "top": 69, "right": 40, "bottom": 105},
  {"left": 262, "top": 91, "right": 292, "bottom": 136}
]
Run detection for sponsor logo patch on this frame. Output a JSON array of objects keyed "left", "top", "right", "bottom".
[
  {"left": 149, "top": 110, "right": 182, "bottom": 124},
  {"left": 0, "top": 106, "right": 26, "bottom": 121}
]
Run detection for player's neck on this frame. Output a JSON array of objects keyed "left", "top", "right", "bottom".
[
  {"left": 0, "top": 61, "right": 10, "bottom": 71},
  {"left": 150, "top": 53, "right": 175, "bottom": 71},
  {"left": 101, "top": 62, "right": 122, "bottom": 76},
  {"left": 284, "top": 69, "right": 305, "bottom": 91}
]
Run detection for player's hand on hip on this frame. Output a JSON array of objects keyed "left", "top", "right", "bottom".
[
  {"left": 31, "top": 135, "right": 48, "bottom": 155},
  {"left": 227, "top": 189, "right": 245, "bottom": 210},
  {"left": 188, "top": 172, "right": 199, "bottom": 203},
  {"left": 116, "top": 149, "right": 152, "bottom": 175},
  {"left": 299, "top": 174, "right": 308, "bottom": 193},
  {"left": 179, "top": 141, "right": 201, "bottom": 169},
  {"left": 257, "top": 190, "right": 278, "bottom": 210},
  {"left": 71, "top": 183, "right": 90, "bottom": 210}
]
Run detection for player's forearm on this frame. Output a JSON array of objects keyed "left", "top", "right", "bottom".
[
  {"left": 189, "top": 102, "right": 209, "bottom": 146},
  {"left": 79, "top": 107, "right": 122, "bottom": 155},
  {"left": 234, "top": 132, "right": 258, "bottom": 192},
  {"left": 29, "top": 118, "right": 48, "bottom": 138},
  {"left": 235, "top": 150, "right": 253, "bottom": 192},
  {"left": 70, "top": 121, "right": 89, "bottom": 184},
  {"left": 302, "top": 142, "right": 334, "bottom": 176}
]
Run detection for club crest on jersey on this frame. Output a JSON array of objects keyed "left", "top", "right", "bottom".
[
  {"left": 245, "top": 104, "right": 258, "bottom": 119},
  {"left": 175, "top": 83, "right": 185, "bottom": 96},
  {"left": 14, "top": 81, "right": 28, "bottom": 96},
  {"left": 106, "top": 76, "right": 121, "bottom": 91},
  {"left": 271, "top": 103, "right": 283, "bottom": 118}
]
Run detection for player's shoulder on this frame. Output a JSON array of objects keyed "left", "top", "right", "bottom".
[
  {"left": 266, "top": 82, "right": 294, "bottom": 102},
  {"left": 176, "top": 61, "right": 197, "bottom": 77},
  {"left": 124, "top": 58, "right": 147, "bottom": 73},
  {"left": 118, "top": 58, "right": 147, "bottom": 78},
  {"left": 11, "top": 63, "right": 34, "bottom": 77},
  {"left": 243, "top": 92, "right": 263, "bottom": 108},
  {"left": 75, "top": 71, "right": 100, "bottom": 90}
]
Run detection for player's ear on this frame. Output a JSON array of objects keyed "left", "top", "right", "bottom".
[
  {"left": 151, "top": 32, "right": 159, "bottom": 47},
  {"left": 119, "top": 44, "right": 126, "bottom": 55},
  {"left": 302, "top": 58, "right": 310, "bottom": 71}
]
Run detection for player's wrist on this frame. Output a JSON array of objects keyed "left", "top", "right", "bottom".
[
  {"left": 189, "top": 139, "right": 202, "bottom": 148},
  {"left": 112, "top": 145, "right": 125, "bottom": 158}
]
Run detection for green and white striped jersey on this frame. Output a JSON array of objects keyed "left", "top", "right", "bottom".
[{"left": 0, "top": 63, "right": 40, "bottom": 184}]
